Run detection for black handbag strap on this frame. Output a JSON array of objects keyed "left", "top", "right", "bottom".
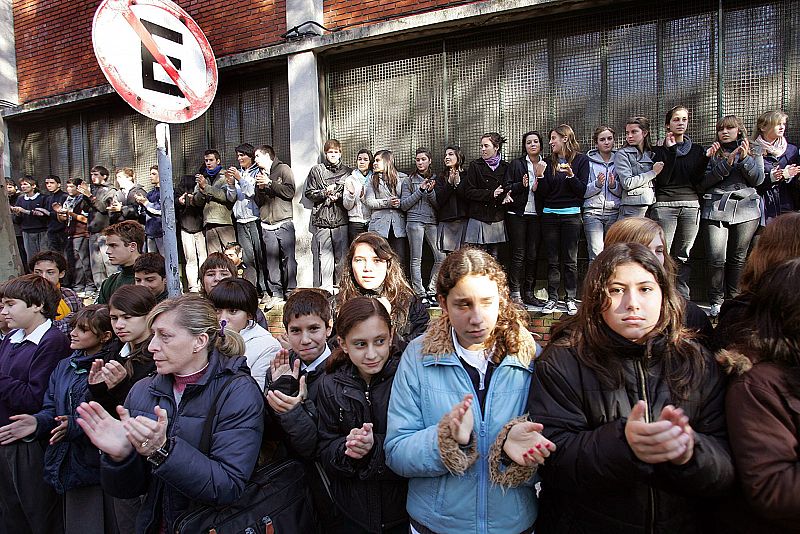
[{"left": 197, "top": 373, "right": 241, "bottom": 455}]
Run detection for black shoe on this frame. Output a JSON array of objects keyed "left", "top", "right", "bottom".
[{"left": 523, "top": 292, "right": 544, "bottom": 307}]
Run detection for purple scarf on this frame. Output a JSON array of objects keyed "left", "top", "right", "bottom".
[{"left": 483, "top": 154, "right": 501, "bottom": 171}]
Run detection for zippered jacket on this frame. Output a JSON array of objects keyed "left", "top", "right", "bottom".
[
  {"left": 528, "top": 327, "right": 734, "bottom": 533},
  {"left": 385, "top": 316, "right": 540, "bottom": 533},
  {"left": 316, "top": 350, "right": 408, "bottom": 533}
]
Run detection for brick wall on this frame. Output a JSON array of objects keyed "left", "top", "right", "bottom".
[
  {"left": 13, "top": 0, "right": 286, "bottom": 104},
  {"left": 323, "top": 0, "right": 480, "bottom": 30}
]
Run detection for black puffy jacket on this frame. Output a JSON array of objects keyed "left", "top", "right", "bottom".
[
  {"left": 459, "top": 158, "right": 510, "bottom": 223},
  {"left": 529, "top": 329, "right": 734, "bottom": 534},
  {"left": 316, "top": 352, "right": 408, "bottom": 533}
]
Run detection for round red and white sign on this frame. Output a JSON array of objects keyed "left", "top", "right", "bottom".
[{"left": 92, "top": 0, "right": 218, "bottom": 123}]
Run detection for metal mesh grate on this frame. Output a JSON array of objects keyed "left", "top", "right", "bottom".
[
  {"left": 324, "top": 0, "right": 800, "bottom": 163},
  {"left": 8, "top": 65, "right": 291, "bottom": 183}
]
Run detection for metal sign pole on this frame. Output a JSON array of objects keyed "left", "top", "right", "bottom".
[{"left": 156, "top": 123, "right": 181, "bottom": 297}]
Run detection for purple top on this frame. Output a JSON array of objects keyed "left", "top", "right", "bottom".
[{"left": 0, "top": 323, "right": 70, "bottom": 428}]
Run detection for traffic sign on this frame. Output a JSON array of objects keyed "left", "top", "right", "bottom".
[{"left": 91, "top": 0, "right": 218, "bottom": 124}]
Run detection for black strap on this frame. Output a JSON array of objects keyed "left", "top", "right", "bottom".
[{"left": 197, "top": 373, "right": 240, "bottom": 455}]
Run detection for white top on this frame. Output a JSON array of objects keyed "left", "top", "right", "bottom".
[
  {"left": 451, "top": 328, "right": 488, "bottom": 390},
  {"left": 301, "top": 345, "right": 331, "bottom": 374},
  {"left": 524, "top": 155, "right": 539, "bottom": 216},
  {"left": 240, "top": 322, "right": 281, "bottom": 391},
  {"left": 8, "top": 319, "right": 53, "bottom": 344}
]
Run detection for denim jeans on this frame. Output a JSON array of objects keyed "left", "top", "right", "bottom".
[
  {"left": 236, "top": 220, "right": 266, "bottom": 293},
  {"left": 702, "top": 218, "right": 759, "bottom": 305},
  {"left": 619, "top": 205, "right": 650, "bottom": 219},
  {"left": 313, "top": 225, "right": 349, "bottom": 292},
  {"left": 506, "top": 213, "right": 541, "bottom": 294},
  {"left": 262, "top": 220, "right": 298, "bottom": 298},
  {"left": 650, "top": 204, "right": 700, "bottom": 299},
  {"left": 181, "top": 230, "right": 207, "bottom": 292},
  {"left": 70, "top": 235, "right": 93, "bottom": 292},
  {"left": 583, "top": 210, "right": 619, "bottom": 262},
  {"left": 406, "top": 222, "right": 445, "bottom": 296},
  {"left": 541, "top": 212, "right": 582, "bottom": 300},
  {"left": 22, "top": 230, "right": 48, "bottom": 261}
]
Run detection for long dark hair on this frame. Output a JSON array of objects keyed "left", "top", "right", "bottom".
[
  {"left": 548, "top": 243, "right": 704, "bottom": 399},
  {"left": 372, "top": 150, "right": 399, "bottom": 195},
  {"left": 337, "top": 232, "right": 414, "bottom": 332},
  {"left": 327, "top": 297, "right": 393, "bottom": 372},
  {"left": 109, "top": 285, "right": 157, "bottom": 376},
  {"left": 740, "top": 259, "right": 800, "bottom": 381}
]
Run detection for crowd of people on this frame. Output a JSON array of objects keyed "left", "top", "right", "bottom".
[{"left": 1, "top": 105, "right": 799, "bottom": 534}]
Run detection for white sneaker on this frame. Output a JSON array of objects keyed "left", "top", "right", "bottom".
[
  {"left": 566, "top": 299, "right": 578, "bottom": 316},
  {"left": 542, "top": 299, "right": 557, "bottom": 314},
  {"left": 708, "top": 303, "right": 721, "bottom": 317}
]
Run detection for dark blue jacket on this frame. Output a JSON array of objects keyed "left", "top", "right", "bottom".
[
  {"left": 100, "top": 351, "right": 265, "bottom": 534},
  {"left": 33, "top": 343, "right": 120, "bottom": 493},
  {"left": 759, "top": 142, "right": 800, "bottom": 219},
  {"left": 144, "top": 188, "right": 163, "bottom": 238}
]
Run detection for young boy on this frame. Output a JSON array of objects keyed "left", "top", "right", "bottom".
[
  {"left": 265, "top": 289, "right": 340, "bottom": 528},
  {"left": 29, "top": 251, "right": 85, "bottom": 335},
  {"left": 189, "top": 149, "right": 236, "bottom": 254},
  {"left": 134, "top": 165, "right": 163, "bottom": 254},
  {"left": 223, "top": 242, "right": 258, "bottom": 292},
  {"left": 0, "top": 274, "right": 71, "bottom": 533},
  {"left": 78, "top": 165, "right": 119, "bottom": 292},
  {"left": 133, "top": 252, "right": 168, "bottom": 302},
  {"left": 54, "top": 178, "right": 94, "bottom": 296},
  {"left": 96, "top": 220, "right": 144, "bottom": 304}
]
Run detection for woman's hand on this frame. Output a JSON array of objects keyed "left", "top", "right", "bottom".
[
  {"left": 706, "top": 142, "right": 720, "bottom": 159},
  {"left": 0, "top": 414, "right": 38, "bottom": 445},
  {"left": 345, "top": 179, "right": 355, "bottom": 194},
  {"left": 493, "top": 185, "right": 504, "bottom": 198},
  {"left": 740, "top": 138, "right": 750, "bottom": 155},
  {"left": 50, "top": 415, "right": 69, "bottom": 445},
  {"left": 89, "top": 360, "right": 127, "bottom": 389},
  {"left": 596, "top": 172, "right": 606, "bottom": 188},
  {"left": 652, "top": 161, "right": 665, "bottom": 175},
  {"left": 390, "top": 196, "right": 401, "bottom": 208},
  {"left": 522, "top": 173, "right": 529, "bottom": 188},
  {"left": 345, "top": 423, "right": 374, "bottom": 459},
  {"left": 785, "top": 164, "right": 800, "bottom": 180},
  {"left": 625, "top": 401, "right": 691, "bottom": 464},
  {"left": 76, "top": 402, "right": 133, "bottom": 462},
  {"left": 664, "top": 132, "right": 676, "bottom": 148},
  {"left": 608, "top": 171, "right": 616, "bottom": 188},
  {"left": 448, "top": 394, "right": 474, "bottom": 446},
  {"left": 122, "top": 406, "right": 169, "bottom": 458},
  {"left": 503, "top": 420, "right": 556, "bottom": 466}
]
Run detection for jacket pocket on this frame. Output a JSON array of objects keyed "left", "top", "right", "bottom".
[{"left": 433, "top": 475, "right": 448, "bottom": 514}]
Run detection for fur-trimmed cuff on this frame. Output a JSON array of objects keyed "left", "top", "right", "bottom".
[
  {"left": 489, "top": 415, "right": 538, "bottom": 488},
  {"left": 437, "top": 413, "right": 478, "bottom": 476}
]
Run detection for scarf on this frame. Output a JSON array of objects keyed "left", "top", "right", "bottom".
[
  {"left": 483, "top": 154, "right": 501, "bottom": 171},
  {"left": 206, "top": 165, "right": 223, "bottom": 178},
  {"left": 675, "top": 136, "right": 693, "bottom": 157},
  {"left": 324, "top": 159, "right": 343, "bottom": 173},
  {"left": 755, "top": 135, "right": 788, "bottom": 158}
]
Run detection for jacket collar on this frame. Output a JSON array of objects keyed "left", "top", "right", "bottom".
[
  {"left": 148, "top": 349, "right": 245, "bottom": 397},
  {"left": 420, "top": 315, "right": 537, "bottom": 371}
]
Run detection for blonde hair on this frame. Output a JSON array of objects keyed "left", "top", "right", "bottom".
[
  {"left": 755, "top": 110, "right": 788, "bottom": 138},
  {"left": 146, "top": 295, "right": 245, "bottom": 359}
]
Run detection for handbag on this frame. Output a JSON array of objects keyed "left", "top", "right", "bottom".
[{"left": 173, "top": 374, "right": 316, "bottom": 534}]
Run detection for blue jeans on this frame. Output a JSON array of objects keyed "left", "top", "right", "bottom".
[
  {"left": 650, "top": 204, "right": 700, "bottom": 299},
  {"left": 702, "top": 218, "right": 759, "bottom": 305},
  {"left": 583, "top": 210, "right": 619, "bottom": 262},
  {"left": 236, "top": 220, "right": 266, "bottom": 293},
  {"left": 406, "top": 222, "right": 445, "bottom": 296}
]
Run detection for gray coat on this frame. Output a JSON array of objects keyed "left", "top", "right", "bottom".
[
  {"left": 700, "top": 149, "right": 764, "bottom": 224},
  {"left": 191, "top": 176, "right": 234, "bottom": 226},
  {"left": 364, "top": 172, "right": 408, "bottom": 238},
  {"left": 615, "top": 146, "right": 656, "bottom": 207},
  {"left": 584, "top": 149, "right": 622, "bottom": 211},
  {"left": 400, "top": 173, "right": 438, "bottom": 225}
]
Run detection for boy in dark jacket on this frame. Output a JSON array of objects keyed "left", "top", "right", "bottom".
[
  {"left": 56, "top": 178, "right": 94, "bottom": 295},
  {"left": 265, "top": 289, "right": 337, "bottom": 528},
  {"left": 0, "top": 274, "right": 70, "bottom": 533}
]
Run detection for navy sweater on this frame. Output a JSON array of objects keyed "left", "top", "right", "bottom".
[
  {"left": 0, "top": 323, "right": 70, "bottom": 427},
  {"left": 538, "top": 153, "right": 590, "bottom": 209},
  {"left": 14, "top": 193, "right": 50, "bottom": 233}
]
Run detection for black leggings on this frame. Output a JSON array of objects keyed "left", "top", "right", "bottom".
[
  {"left": 541, "top": 212, "right": 582, "bottom": 300},
  {"left": 506, "top": 212, "right": 541, "bottom": 294}
]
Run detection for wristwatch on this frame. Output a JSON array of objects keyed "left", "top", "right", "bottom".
[{"left": 146, "top": 439, "right": 172, "bottom": 468}]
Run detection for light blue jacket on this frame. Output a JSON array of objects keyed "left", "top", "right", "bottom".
[{"left": 385, "top": 320, "right": 539, "bottom": 533}]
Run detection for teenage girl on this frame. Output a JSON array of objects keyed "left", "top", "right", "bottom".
[
  {"left": 386, "top": 247, "right": 552, "bottom": 534},
  {"left": 528, "top": 242, "right": 733, "bottom": 531},
  {"left": 505, "top": 131, "right": 546, "bottom": 305},
  {"left": 753, "top": 110, "right": 800, "bottom": 224},
  {"left": 433, "top": 145, "right": 468, "bottom": 253},
  {"left": 364, "top": 150, "right": 409, "bottom": 268},
  {"left": 538, "top": 124, "right": 589, "bottom": 315},
  {"left": 583, "top": 125, "right": 621, "bottom": 261},
  {"left": 344, "top": 149, "right": 374, "bottom": 242},
  {"left": 650, "top": 105, "right": 709, "bottom": 299},
  {"left": 316, "top": 297, "right": 409, "bottom": 534},
  {"left": 401, "top": 147, "right": 445, "bottom": 304},
  {"left": 615, "top": 116, "right": 663, "bottom": 218},
  {"left": 460, "top": 133, "right": 511, "bottom": 258}
]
